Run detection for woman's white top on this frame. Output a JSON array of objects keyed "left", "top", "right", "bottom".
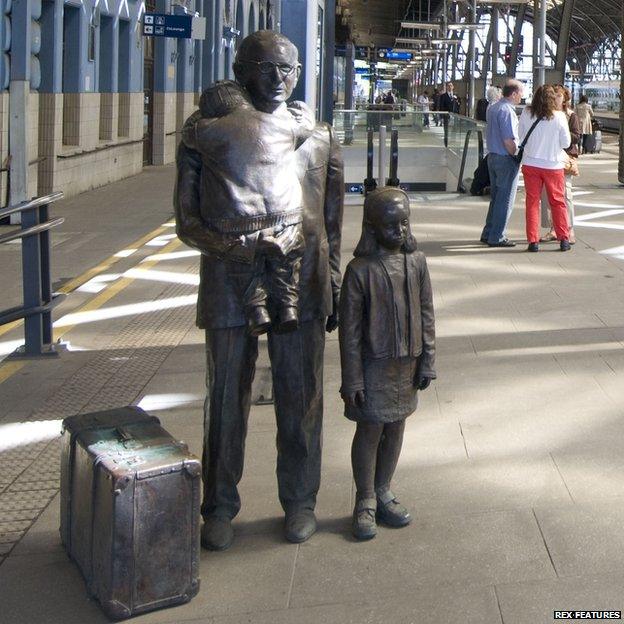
[
  {"left": 518, "top": 108, "right": 571, "bottom": 170},
  {"left": 417, "top": 94, "right": 430, "bottom": 111}
]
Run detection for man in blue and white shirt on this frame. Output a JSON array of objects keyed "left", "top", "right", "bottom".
[{"left": 480, "top": 79, "right": 524, "bottom": 247}]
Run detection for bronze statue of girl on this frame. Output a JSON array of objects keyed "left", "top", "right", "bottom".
[{"left": 339, "top": 187, "right": 436, "bottom": 540}]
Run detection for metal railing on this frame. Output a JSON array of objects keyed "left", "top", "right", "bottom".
[
  {"left": 457, "top": 129, "right": 485, "bottom": 193},
  {"left": 0, "top": 191, "right": 65, "bottom": 356}
]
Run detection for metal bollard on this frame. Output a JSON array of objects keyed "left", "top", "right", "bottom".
[
  {"left": 363, "top": 130, "right": 377, "bottom": 195},
  {"left": 386, "top": 130, "right": 400, "bottom": 187}
]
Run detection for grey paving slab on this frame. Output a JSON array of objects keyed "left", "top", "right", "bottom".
[
  {"left": 0, "top": 552, "right": 110, "bottom": 624},
  {"left": 496, "top": 576, "right": 624, "bottom": 624},
  {"left": 534, "top": 504, "right": 624, "bottom": 577},
  {"left": 393, "top": 456, "right": 572, "bottom": 515},
  {"left": 138, "top": 586, "right": 503, "bottom": 624},
  {"left": 10, "top": 494, "right": 64, "bottom": 557},
  {"left": 157, "top": 343, "right": 206, "bottom": 375},
  {"left": 289, "top": 509, "right": 555, "bottom": 608},
  {"left": 550, "top": 449, "right": 624, "bottom": 503}
]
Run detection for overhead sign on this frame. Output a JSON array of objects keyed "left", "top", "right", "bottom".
[
  {"left": 355, "top": 67, "right": 371, "bottom": 74},
  {"left": 355, "top": 46, "right": 370, "bottom": 60},
  {"left": 143, "top": 13, "right": 206, "bottom": 39},
  {"left": 386, "top": 50, "right": 413, "bottom": 61}
]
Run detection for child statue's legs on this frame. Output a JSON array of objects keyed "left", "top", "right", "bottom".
[
  {"left": 350, "top": 419, "right": 411, "bottom": 539},
  {"left": 375, "top": 420, "right": 411, "bottom": 528},
  {"left": 225, "top": 257, "right": 271, "bottom": 337},
  {"left": 351, "top": 422, "right": 384, "bottom": 540},
  {"left": 266, "top": 223, "right": 304, "bottom": 333}
]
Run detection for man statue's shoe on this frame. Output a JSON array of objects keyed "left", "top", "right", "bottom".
[
  {"left": 284, "top": 508, "right": 317, "bottom": 543},
  {"left": 488, "top": 239, "right": 516, "bottom": 248},
  {"left": 201, "top": 516, "right": 234, "bottom": 551},
  {"left": 352, "top": 498, "right": 377, "bottom": 540},
  {"left": 277, "top": 306, "right": 299, "bottom": 334},
  {"left": 376, "top": 489, "right": 411, "bottom": 528},
  {"left": 247, "top": 306, "right": 272, "bottom": 337}
]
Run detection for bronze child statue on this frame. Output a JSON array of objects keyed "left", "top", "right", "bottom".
[
  {"left": 338, "top": 187, "right": 436, "bottom": 540},
  {"left": 181, "top": 79, "right": 315, "bottom": 335}
]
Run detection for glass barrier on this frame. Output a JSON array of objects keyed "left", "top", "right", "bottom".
[{"left": 332, "top": 109, "right": 486, "bottom": 193}]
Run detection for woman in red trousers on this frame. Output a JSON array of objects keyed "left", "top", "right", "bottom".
[{"left": 518, "top": 85, "right": 572, "bottom": 252}]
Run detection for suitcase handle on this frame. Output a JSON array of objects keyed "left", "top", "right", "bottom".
[{"left": 115, "top": 426, "right": 135, "bottom": 444}]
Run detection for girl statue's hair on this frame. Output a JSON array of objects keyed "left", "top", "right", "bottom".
[{"left": 354, "top": 187, "right": 418, "bottom": 257}]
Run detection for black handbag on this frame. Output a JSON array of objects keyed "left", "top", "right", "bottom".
[{"left": 513, "top": 117, "right": 542, "bottom": 164}]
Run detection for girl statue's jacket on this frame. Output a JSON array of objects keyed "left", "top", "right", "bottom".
[{"left": 338, "top": 250, "right": 436, "bottom": 395}]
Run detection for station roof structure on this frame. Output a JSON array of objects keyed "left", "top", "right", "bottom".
[{"left": 337, "top": 0, "right": 622, "bottom": 67}]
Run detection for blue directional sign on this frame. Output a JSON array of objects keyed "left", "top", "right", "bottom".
[
  {"left": 143, "top": 13, "right": 192, "bottom": 38},
  {"left": 346, "top": 183, "right": 364, "bottom": 194},
  {"left": 386, "top": 51, "right": 413, "bottom": 61}
]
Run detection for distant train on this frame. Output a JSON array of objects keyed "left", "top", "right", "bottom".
[{"left": 581, "top": 80, "right": 620, "bottom": 112}]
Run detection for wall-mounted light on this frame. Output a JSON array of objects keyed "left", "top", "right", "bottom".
[
  {"left": 400, "top": 21, "right": 441, "bottom": 30},
  {"left": 430, "top": 39, "right": 462, "bottom": 45},
  {"left": 222, "top": 25, "right": 240, "bottom": 49},
  {"left": 447, "top": 23, "right": 484, "bottom": 30}
]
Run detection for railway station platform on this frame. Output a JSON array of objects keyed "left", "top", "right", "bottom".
[{"left": 2, "top": 136, "right": 624, "bottom": 623}]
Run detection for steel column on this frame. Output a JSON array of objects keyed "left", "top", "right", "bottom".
[
  {"left": 554, "top": 0, "right": 576, "bottom": 79},
  {"left": 467, "top": 0, "right": 477, "bottom": 117},
  {"left": 534, "top": 0, "right": 547, "bottom": 87},
  {"left": 508, "top": 3, "right": 526, "bottom": 77}
]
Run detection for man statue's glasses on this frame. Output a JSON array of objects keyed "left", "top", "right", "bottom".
[{"left": 238, "top": 59, "right": 298, "bottom": 76}]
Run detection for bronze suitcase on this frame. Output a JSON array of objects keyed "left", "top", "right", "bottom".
[{"left": 60, "top": 406, "right": 201, "bottom": 619}]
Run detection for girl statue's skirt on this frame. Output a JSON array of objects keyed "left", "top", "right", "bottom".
[{"left": 345, "top": 357, "right": 419, "bottom": 423}]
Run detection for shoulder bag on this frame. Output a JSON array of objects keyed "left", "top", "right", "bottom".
[{"left": 513, "top": 117, "right": 542, "bottom": 164}]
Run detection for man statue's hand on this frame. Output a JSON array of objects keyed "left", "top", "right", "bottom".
[
  {"left": 258, "top": 226, "right": 304, "bottom": 257},
  {"left": 325, "top": 292, "right": 340, "bottom": 332},
  {"left": 341, "top": 389, "right": 365, "bottom": 408},
  {"left": 223, "top": 233, "right": 258, "bottom": 264},
  {"left": 415, "top": 375, "right": 433, "bottom": 391}
]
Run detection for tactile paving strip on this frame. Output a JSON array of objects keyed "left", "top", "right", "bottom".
[{"left": 0, "top": 267, "right": 199, "bottom": 561}]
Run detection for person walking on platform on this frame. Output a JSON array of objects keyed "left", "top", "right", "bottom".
[
  {"left": 575, "top": 95, "right": 594, "bottom": 154},
  {"left": 540, "top": 85, "right": 580, "bottom": 244},
  {"left": 480, "top": 79, "right": 524, "bottom": 247},
  {"left": 417, "top": 91, "right": 431, "bottom": 128},
  {"left": 438, "top": 82, "right": 460, "bottom": 147},
  {"left": 432, "top": 86, "right": 442, "bottom": 126},
  {"left": 519, "top": 85, "right": 571, "bottom": 252},
  {"left": 174, "top": 30, "right": 344, "bottom": 551}
]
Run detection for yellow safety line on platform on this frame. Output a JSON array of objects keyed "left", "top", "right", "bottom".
[
  {"left": 0, "top": 234, "right": 183, "bottom": 386},
  {"left": 56, "top": 222, "right": 175, "bottom": 294},
  {"left": 0, "top": 361, "right": 26, "bottom": 385},
  {"left": 0, "top": 222, "right": 175, "bottom": 340},
  {"left": 52, "top": 237, "right": 184, "bottom": 341}
]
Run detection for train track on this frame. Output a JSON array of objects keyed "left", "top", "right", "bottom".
[{"left": 594, "top": 113, "right": 620, "bottom": 134}]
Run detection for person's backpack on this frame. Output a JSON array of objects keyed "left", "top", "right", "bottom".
[{"left": 470, "top": 155, "right": 490, "bottom": 196}]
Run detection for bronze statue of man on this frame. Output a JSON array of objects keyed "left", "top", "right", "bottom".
[{"left": 174, "top": 30, "right": 344, "bottom": 550}]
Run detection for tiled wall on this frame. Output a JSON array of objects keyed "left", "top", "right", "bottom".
[
  {"left": 0, "top": 93, "right": 8, "bottom": 206},
  {"left": 152, "top": 91, "right": 178, "bottom": 166},
  {"left": 99, "top": 93, "right": 118, "bottom": 141},
  {"left": 176, "top": 92, "right": 196, "bottom": 135},
  {"left": 38, "top": 91, "right": 143, "bottom": 199},
  {"left": 0, "top": 91, "right": 38, "bottom": 206},
  {"left": 27, "top": 93, "right": 39, "bottom": 199}
]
